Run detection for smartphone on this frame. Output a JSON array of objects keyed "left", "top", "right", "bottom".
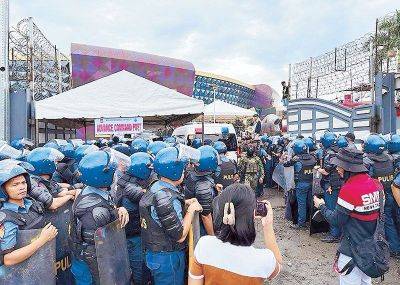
[{"left": 255, "top": 201, "right": 268, "bottom": 217}]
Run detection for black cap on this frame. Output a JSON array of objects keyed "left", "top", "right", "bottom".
[
  {"left": 331, "top": 147, "right": 367, "bottom": 173},
  {"left": 345, "top": 132, "right": 355, "bottom": 142}
]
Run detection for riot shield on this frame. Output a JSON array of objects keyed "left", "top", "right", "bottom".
[
  {"left": 0, "top": 228, "right": 56, "bottom": 285},
  {"left": 43, "top": 201, "right": 73, "bottom": 284},
  {"left": 272, "top": 163, "right": 295, "bottom": 192},
  {"left": 310, "top": 169, "right": 330, "bottom": 235},
  {"left": 94, "top": 219, "right": 131, "bottom": 285}
]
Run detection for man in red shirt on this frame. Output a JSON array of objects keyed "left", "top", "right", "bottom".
[{"left": 313, "top": 147, "right": 381, "bottom": 285}]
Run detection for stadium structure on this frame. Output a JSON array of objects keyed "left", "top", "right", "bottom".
[{"left": 71, "top": 43, "right": 275, "bottom": 111}]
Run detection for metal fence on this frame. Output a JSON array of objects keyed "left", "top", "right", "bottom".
[{"left": 289, "top": 11, "right": 399, "bottom": 102}]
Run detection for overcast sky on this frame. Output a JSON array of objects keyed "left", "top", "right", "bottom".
[{"left": 10, "top": 0, "right": 399, "bottom": 92}]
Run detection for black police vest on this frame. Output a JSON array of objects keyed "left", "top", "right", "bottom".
[
  {"left": 139, "top": 188, "right": 186, "bottom": 252},
  {"left": 56, "top": 158, "right": 78, "bottom": 185},
  {"left": 0, "top": 198, "right": 46, "bottom": 230},
  {"left": 31, "top": 175, "right": 61, "bottom": 197},
  {"left": 214, "top": 159, "right": 237, "bottom": 188},
  {"left": 323, "top": 148, "right": 343, "bottom": 190},
  {"left": 367, "top": 153, "right": 394, "bottom": 192},
  {"left": 295, "top": 154, "right": 317, "bottom": 182},
  {"left": 71, "top": 190, "right": 117, "bottom": 245}
]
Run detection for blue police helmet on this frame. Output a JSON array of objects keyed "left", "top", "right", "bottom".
[
  {"left": 320, "top": 132, "right": 337, "bottom": 148},
  {"left": 221, "top": 126, "right": 229, "bottom": 138},
  {"left": 388, "top": 134, "right": 400, "bottom": 154},
  {"left": 197, "top": 145, "right": 219, "bottom": 172},
  {"left": 11, "top": 138, "right": 34, "bottom": 150},
  {"left": 59, "top": 143, "right": 75, "bottom": 159},
  {"left": 131, "top": 138, "right": 149, "bottom": 154},
  {"left": 78, "top": 150, "right": 117, "bottom": 188},
  {"left": 364, "top": 134, "right": 387, "bottom": 154},
  {"left": 112, "top": 143, "right": 131, "bottom": 156},
  {"left": 74, "top": 144, "right": 99, "bottom": 164},
  {"left": 303, "top": 137, "right": 316, "bottom": 151},
  {"left": 293, "top": 139, "right": 307, "bottom": 155},
  {"left": 153, "top": 147, "right": 186, "bottom": 181},
  {"left": 191, "top": 138, "right": 202, "bottom": 149},
  {"left": 260, "top": 135, "right": 269, "bottom": 144},
  {"left": 128, "top": 152, "right": 153, "bottom": 180},
  {"left": 0, "top": 142, "right": 23, "bottom": 161},
  {"left": 337, "top": 136, "right": 349, "bottom": 149},
  {"left": 164, "top": 137, "right": 176, "bottom": 146},
  {"left": 26, "top": 147, "right": 64, "bottom": 176},
  {"left": 147, "top": 141, "right": 167, "bottom": 157},
  {"left": 0, "top": 160, "right": 32, "bottom": 200},
  {"left": 213, "top": 141, "right": 227, "bottom": 154}
]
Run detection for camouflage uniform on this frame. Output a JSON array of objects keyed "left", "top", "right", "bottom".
[{"left": 238, "top": 155, "right": 264, "bottom": 191}]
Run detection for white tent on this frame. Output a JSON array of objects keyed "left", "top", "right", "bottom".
[
  {"left": 35, "top": 70, "right": 204, "bottom": 126},
  {"left": 201, "top": 100, "right": 256, "bottom": 123}
]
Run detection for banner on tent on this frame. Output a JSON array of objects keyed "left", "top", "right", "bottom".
[{"left": 95, "top": 117, "right": 143, "bottom": 136}]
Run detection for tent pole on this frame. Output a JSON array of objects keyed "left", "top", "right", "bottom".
[
  {"left": 201, "top": 113, "right": 205, "bottom": 144},
  {"left": 84, "top": 120, "right": 87, "bottom": 141}
]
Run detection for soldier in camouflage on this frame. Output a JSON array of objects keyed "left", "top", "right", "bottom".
[{"left": 238, "top": 145, "right": 264, "bottom": 193}]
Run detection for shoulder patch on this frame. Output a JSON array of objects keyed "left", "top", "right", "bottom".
[{"left": 0, "top": 223, "right": 5, "bottom": 239}]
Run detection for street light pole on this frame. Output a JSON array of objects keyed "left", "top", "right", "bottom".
[{"left": 211, "top": 84, "right": 218, "bottom": 123}]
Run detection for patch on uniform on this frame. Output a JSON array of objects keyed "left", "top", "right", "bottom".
[
  {"left": 141, "top": 218, "right": 147, "bottom": 229},
  {"left": 0, "top": 224, "right": 5, "bottom": 239}
]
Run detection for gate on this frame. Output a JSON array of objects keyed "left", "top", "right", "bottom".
[{"left": 287, "top": 98, "right": 373, "bottom": 140}]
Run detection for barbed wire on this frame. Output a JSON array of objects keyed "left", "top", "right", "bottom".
[
  {"left": 9, "top": 18, "right": 71, "bottom": 100},
  {"left": 290, "top": 11, "right": 398, "bottom": 101}
]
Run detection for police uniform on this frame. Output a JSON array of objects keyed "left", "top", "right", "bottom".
[
  {"left": 0, "top": 198, "right": 46, "bottom": 260},
  {"left": 52, "top": 157, "right": 80, "bottom": 186},
  {"left": 70, "top": 149, "right": 130, "bottom": 285},
  {"left": 139, "top": 180, "right": 186, "bottom": 285},
  {"left": 321, "top": 146, "right": 343, "bottom": 238},
  {"left": 115, "top": 171, "right": 156, "bottom": 285},
  {"left": 365, "top": 153, "right": 400, "bottom": 255},
  {"left": 213, "top": 154, "right": 237, "bottom": 189},
  {"left": 291, "top": 153, "right": 316, "bottom": 227}
]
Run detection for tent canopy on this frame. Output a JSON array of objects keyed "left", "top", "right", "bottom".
[
  {"left": 204, "top": 100, "right": 257, "bottom": 117},
  {"left": 35, "top": 70, "right": 204, "bottom": 127}
]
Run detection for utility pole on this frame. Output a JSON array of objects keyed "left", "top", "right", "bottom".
[{"left": 0, "top": 0, "right": 10, "bottom": 141}]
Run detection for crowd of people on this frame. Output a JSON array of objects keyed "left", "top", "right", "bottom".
[{"left": 0, "top": 129, "right": 399, "bottom": 285}]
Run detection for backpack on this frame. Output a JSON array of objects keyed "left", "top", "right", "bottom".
[{"left": 340, "top": 189, "right": 390, "bottom": 278}]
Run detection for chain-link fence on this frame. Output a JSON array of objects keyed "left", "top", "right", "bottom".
[{"left": 290, "top": 11, "right": 399, "bottom": 102}]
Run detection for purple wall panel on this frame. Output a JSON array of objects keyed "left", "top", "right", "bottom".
[{"left": 71, "top": 43, "right": 195, "bottom": 96}]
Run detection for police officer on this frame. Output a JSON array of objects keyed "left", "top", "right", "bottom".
[
  {"left": 112, "top": 143, "right": 132, "bottom": 156},
  {"left": 287, "top": 139, "right": 317, "bottom": 229},
  {"left": 184, "top": 145, "right": 219, "bottom": 236},
  {"left": 46, "top": 140, "right": 81, "bottom": 188},
  {"left": 212, "top": 141, "right": 238, "bottom": 191},
  {"left": 147, "top": 141, "right": 167, "bottom": 158},
  {"left": 191, "top": 138, "right": 202, "bottom": 149},
  {"left": 131, "top": 138, "right": 149, "bottom": 154},
  {"left": 390, "top": 134, "right": 400, "bottom": 260},
  {"left": 139, "top": 147, "right": 202, "bottom": 285},
  {"left": 261, "top": 135, "right": 274, "bottom": 188},
  {"left": 70, "top": 150, "right": 130, "bottom": 285},
  {"left": 336, "top": 135, "right": 349, "bottom": 149},
  {"left": 114, "top": 152, "right": 156, "bottom": 284},
  {"left": 0, "top": 160, "right": 58, "bottom": 279},
  {"left": 364, "top": 134, "right": 400, "bottom": 258},
  {"left": 318, "top": 132, "right": 342, "bottom": 243},
  {"left": 26, "top": 147, "right": 75, "bottom": 211},
  {"left": 314, "top": 147, "right": 382, "bottom": 285},
  {"left": 238, "top": 145, "right": 264, "bottom": 193}
]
